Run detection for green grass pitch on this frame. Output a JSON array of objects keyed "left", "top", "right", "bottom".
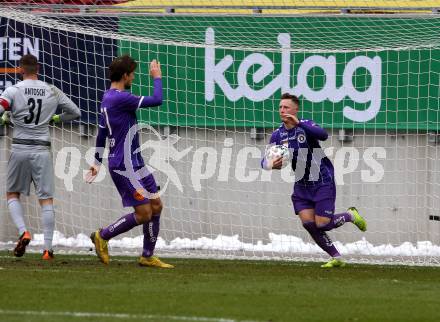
[{"left": 0, "top": 252, "right": 439, "bottom": 322}]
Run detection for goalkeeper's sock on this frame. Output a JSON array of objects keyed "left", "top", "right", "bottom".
[
  {"left": 302, "top": 221, "right": 341, "bottom": 257},
  {"left": 8, "top": 198, "right": 27, "bottom": 235},
  {"left": 100, "top": 213, "right": 139, "bottom": 240},
  {"left": 142, "top": 213, "right": 160, "bottom": 257},
  {"left": 41, "top": 204, "right": 55, "bottom": 251},
  {"left": 316, "top": 212, "right": 352, "bottom": 231}
]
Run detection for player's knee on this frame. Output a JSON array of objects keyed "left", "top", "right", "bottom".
[
  {"left": 134, "top": 206, "right": 153, "bottom": 224},
  {"left": 151, "top": 199, "right": 163, "bottom": 214},
  {"left": 314, "top": 215, "right": 330, "bottom": 227},
  {"left": 39, "top": 198, "right": 54, "bottom": 207},
  {"left": 7, "top": 192, "right": 20, "bottom": 200}
]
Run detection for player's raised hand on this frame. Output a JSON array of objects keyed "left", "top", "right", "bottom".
[
  {"left": 272, "top": 156, "right": 283, "bottom": 170},
  {"left": 150, "top": 59, "right": 162, "bottom": 78},
  {"left": 85, "top": 164, "right": 100, "bottom": 184},
  {"left": 284, "top": 114, "right": 299, "bottom": 127}
]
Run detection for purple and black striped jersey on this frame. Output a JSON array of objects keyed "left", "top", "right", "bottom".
[
  {"left": 94, "top": 78, "right": 162, "bottom": 169},
  {"left": 265, "top": 119, "right": 334, "bottom": 184}
]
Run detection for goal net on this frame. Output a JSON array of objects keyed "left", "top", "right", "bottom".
[{"left": 1, "top": 3, "right": 440, "bottom": 265}]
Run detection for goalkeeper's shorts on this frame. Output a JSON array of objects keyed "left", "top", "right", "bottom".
[{"left": 7, "top": 150, "right": 54, "bottom": 199}]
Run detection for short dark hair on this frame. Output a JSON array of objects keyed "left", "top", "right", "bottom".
[
  {"left": 281, "top": 93, "right": 300, "bottom": 106},
  {"left": 109, "top": 55, "right": 137, "bottom": 82},
  {"left": 19, "top": 54, "right": 38, "bottom": 75}
]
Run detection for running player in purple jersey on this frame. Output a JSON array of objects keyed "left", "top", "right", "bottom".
[
  {"left": 262, "top": 93, "right": 367, "bottom": 268},
  {"left": 86, "top": 55, "right": 173, "bottom": 268}
]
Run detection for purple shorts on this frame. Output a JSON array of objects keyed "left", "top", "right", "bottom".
[
  {"left": 291, "top": 181, "right": 336, "bottom": 217},
  {"left": 110, "top": 166, "right": 159, "bottom": 207}
]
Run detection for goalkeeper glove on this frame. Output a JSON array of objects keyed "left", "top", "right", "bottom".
[
  {"left": 0, "top": 112, "right": 11, "bottom": 126},
  {"left": 50, "top": 114, "right": 61, "bottom": 125}
]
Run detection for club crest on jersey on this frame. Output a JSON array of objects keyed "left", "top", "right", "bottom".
[{"left": 298, "top": 134, "right": 306, "bottom": 143}]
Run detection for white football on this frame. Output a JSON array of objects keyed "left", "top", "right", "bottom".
[{"left": 265, "top": 144, "right": 290, "bottom": 163}]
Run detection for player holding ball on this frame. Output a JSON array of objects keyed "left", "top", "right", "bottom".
[{"left": 262, "top": 93, "right": 367, "bottom": 268}]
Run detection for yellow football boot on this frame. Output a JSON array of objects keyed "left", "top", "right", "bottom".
[
  {"left": 139, "top": 256, "right": 174, "bottom": 268},
  {"left": 90, "top": 230, "right": 109, "bottom": 265}
]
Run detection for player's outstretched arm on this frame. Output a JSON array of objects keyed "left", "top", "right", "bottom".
[
  {"left": 298, "top": 120, "right": 328, "bottom": 141},
  {"left": 138, "top": 59, "right": 163, "bottom": 108}
]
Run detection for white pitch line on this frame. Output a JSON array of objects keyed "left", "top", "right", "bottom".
[
  {"left": 0, "top": 309, "right": 261, "bottom": 322},
  {"left": 0, "top": 255, "right": 134, "bottom": 262}
]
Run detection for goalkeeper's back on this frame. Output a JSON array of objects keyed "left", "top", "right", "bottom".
[{"left": 1, "top": 79, "right": 80, "bottom": 145}]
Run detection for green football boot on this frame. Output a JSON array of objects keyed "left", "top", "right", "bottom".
[
  {"left": 321, "top": 258, "right": 346, "bottom": 268},
  {"left": 348, "top": 207, "right": 367, "bottom": 232}
]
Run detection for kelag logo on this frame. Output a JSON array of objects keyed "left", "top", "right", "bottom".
[{"left": 205, "top": 27, "right": 382, "bottom": 123}]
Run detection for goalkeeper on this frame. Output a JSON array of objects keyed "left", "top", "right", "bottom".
[
  {"left": 0, "top": 54, "right": 81, "bottom": 260},
  {"left": 261, "top": 93, "right": 367, "bottom": 268}
]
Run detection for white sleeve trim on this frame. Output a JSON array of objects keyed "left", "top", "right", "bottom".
[{"left": 137, "top": 96, "right": 145, "bottom": 108}]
